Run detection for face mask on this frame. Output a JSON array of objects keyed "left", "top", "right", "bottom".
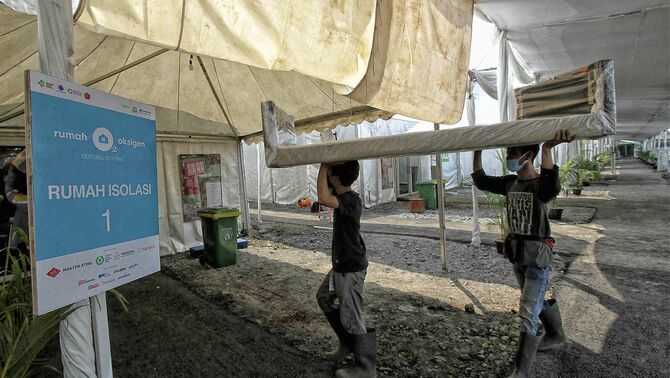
[{"left": 506, "top": 158, "right": 524, "bottom": 173}]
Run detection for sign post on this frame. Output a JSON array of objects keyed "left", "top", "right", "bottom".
[{"left": 25, "top": 70, "right": 160, "bottom": 374}]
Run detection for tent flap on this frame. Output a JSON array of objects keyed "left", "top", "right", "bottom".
[
  {"left": 76, "top": 0, "right": 376, "bottom": 89},
  {"left": 344, "top": 0, "right": 474, "bottom": 124}
]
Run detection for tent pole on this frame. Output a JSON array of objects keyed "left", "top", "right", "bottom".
[
  {"left": 355, "top": 124, "right": 367, "bottom": 206},
  {"left": 36, "top": 1, "right": 106, "bottom": 377},
  {"left": 434, "top": 123, "right": 447, "bottom": 270},
  {"left": 257, "top": 143, "right": 262, "bottom": 224},
  {"left": 197, "top": 56, "right": 250, "bottom": 231},
  {"left": 664, "top": 130, "right": 668, "bottom": 172},
  {"left": 465, "top": 84, "right": 481, "bottom": 247},
  {"left": 610, "top": 138, "right": 617, "bottom": 174},
  {"left": 657, "top": 133, "right": 663, "bottom": 172},
  {"left": 237, "top": 140, "right": 251, "bottom": 234},
  {"left": 394, "top": 158, "right": 400, "bottom": 198},
  {"left": 196, "top": 56, "right": 238, "bottom": 138}
]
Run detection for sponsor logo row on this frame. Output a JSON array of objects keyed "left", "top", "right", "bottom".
[
  {"left": 46, "top": 261, "right": 142, "bottom": 290},
  {"left": 36, "top": 78, "right": 153, "bottom": 117},
  {"left": 95, "top": 248, "right": 143, "bottom": 266},
  {"left": 37, "top": 79, "right": 92, "bottom": 100}
]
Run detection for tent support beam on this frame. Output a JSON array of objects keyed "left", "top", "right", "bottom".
[
  {"left": 0, "top": 48, "right": 169, "bottom": 124},
  {"left": 36, "top": 1, "right": 107, "bottom": 377},
  {"left": 435, "top": 123, "right": 447, "bottom": 271},
  {"left": 196, "top": 56, "right": 238, "bottom": 138},
  {"left": 82, "top": 48, "right": 169, "bottom": 87},
  {"left": 242, "top": 106, "right": 389, "bottom": 140},
  {"left": 237, "top": 141, "right": 251, "bottom": 233},
  {"left": 195, "top": 56, "right": 251, "bottom": 231}
]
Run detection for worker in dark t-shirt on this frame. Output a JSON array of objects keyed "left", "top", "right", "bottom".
[
  {"left": 315, "top": 160, "right": 376, "bottom": 378},
  {"left": 472, "top": 130, "right": 574, "bottom": 378}
]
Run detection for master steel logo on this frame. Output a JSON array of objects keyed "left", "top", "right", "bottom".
[{"left": 46, "top": 267, "right": 61, "bottom": 278}]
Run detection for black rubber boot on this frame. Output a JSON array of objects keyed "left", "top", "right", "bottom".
[
  {"left": 538, "top": 299, "right": 566, "bottom": 351},
  {"left": 335, "top": 328, "right": 377, "bottom": 378},
  {"left": 324, "top": 310, "right": 352, "bottom": 361},
  {"left": 508, "top": 332, "right": 540, "bottom": 378}
]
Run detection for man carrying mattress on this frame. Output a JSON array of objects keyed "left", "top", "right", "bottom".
[
  {"left": 472, "top": 130, "right": 574, "bottom": 378},
  {"left": 315, "top": 160, "right": 376, "bottom": 378}
]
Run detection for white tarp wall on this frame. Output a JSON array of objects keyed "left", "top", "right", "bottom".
[
  {"left": 0, "top": 133, "right": 241, "bottom": 256},
  {"left": 408, "top": 82, "right": 508, "bottom": 188},
  {"left": 243, "top": 118, "right": 415, "bottom": 208},
  {"left": 158, "top": 138, "right": 240, "bottom": 256}
]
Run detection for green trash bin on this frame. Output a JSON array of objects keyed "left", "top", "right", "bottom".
[
  {"left": 197, "top": 207, "right": 241, "bottom": 268},
  {"left": 417, "top": 180, "right": 438, "bottom": 210}
]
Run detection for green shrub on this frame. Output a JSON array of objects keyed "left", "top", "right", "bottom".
[
  {"left": 0, "top": 233, "right": 128, "bottom": 377},
  {"left": 596, "top": 152, "right": 611, "bottom": 168},
  {"left": 560, "top": 160, "right": 582, "bottom": 193},
  {"left": 0, "top": 252, "right": 73, "bottom": 378}
]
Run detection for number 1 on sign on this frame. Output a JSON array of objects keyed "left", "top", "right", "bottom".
[{"left": 102, "top": 209, "right": 110, "bottom": 232}]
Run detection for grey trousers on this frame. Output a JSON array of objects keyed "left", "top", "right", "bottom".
[{"left": 316, "top": 269, "right": 367, "bottom": 335}]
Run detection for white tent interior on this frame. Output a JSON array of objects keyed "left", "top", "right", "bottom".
[
  {"left": 1, "top": 0, "right": 668, "bottom": 257},
  {"left": 1, "top": 2, "right": 666, "bottom": 376},
  {"left": 0, "top": 0, "right": 474, "bottom": 256},
  {"left": 476, "top": 0, "right": 669, "bottom": 141},
  {"left": 243, "top": 118, "right": 424, "bottom": 208}
]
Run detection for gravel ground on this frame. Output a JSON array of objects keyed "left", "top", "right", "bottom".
[
  {"left": 387, "top": 206, "right": 595, "bottom": 225},
  {"left": 35, "top": 166, "right": 669, "bottom": 378},
  {"left": 158, "top": 222, "right": 569, "bottom": 378},
  {"left": 253, "top": 200, "right": 596, "bottom": 225}
]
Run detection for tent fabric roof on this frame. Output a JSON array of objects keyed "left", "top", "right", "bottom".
[
  {"left": 74, "top": 0, "right": 473, "bottom": 126},
  {"left": 476, "top": 0, "right": 670, "bottom": 140},
  {"left": 77, "top": 0, "right": 377, "bottom": 89},
  {"left": 0, "top": 1, "right": 475, "bottom": 138},
  {"left": 0, "top": 4, "right": 390, "bottom": 137}
]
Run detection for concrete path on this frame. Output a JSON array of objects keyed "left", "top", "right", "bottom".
[{"left": 536, "top": 158, "right": 670, "bottom": 377}]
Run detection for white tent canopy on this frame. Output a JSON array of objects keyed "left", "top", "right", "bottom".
[
  {"left": 0, "top": 4, "right": 390, "bottom": 138},
  {"left": 0, "top": 0, "right": 475, "bottom": 136},
  {"left": 476, "top": 0, "right": 669, "bottom": 140}
]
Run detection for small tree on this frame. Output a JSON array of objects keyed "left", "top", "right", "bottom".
[
  {"left": 483, "top": 149, "right": 509, "bottom": 240},
  {"left": 484, "top": 191, "right": 508, "bottom": 240}
]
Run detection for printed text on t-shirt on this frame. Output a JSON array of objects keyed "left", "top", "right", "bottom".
[{"left": 508, "top": 192, "right": 533, "bottom": 235}]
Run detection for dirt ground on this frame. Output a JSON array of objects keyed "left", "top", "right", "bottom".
[{"left": 31, "top": 158, "right": 669, "bottom": 377}]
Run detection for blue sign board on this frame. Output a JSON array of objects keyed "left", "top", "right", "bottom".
[{"left": 26, "top": 71, "right": 160, "bottom": 314}]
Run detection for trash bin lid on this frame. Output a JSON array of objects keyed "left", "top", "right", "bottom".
[{"left": 197, "top": 207, "right": 241, "bottom": 219}]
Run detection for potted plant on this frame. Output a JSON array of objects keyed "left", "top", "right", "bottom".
[
  {"left": 484, "top": 149, "right": 509, "bottom": 254},
  {"left": 551, "top": 163, "right": 572, "bottom": 220},
  {"left": 484, "top": 191, "right": 508, "bottom": 254},
  {"left": 596, "top": 152, "right": 612, "bottom": 170},
  {"left": 0, "top": 232, "right": 129, "bottom": 376},
  {"left": 571, "top": 178, "right": 583, "bottom": 195}
]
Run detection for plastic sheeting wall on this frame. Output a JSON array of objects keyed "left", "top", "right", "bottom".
[
  {"left": 1, "top": 133, "right": 241, "bottom": 256},
  {"left": 157, "top": 138, "right": 240, "bottom": 256},
  {"left": 244, "top": 119, "right": 414, "bottom": 208}
]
